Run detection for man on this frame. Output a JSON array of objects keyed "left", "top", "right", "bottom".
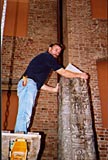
[{"left": 14, "top": 43, "right": 88, "bottom": 133}]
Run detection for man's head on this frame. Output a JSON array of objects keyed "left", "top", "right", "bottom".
[{"left": 48, "top": 43, "right": 65, "bottom": 58}]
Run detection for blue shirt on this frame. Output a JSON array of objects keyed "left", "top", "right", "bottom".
[{"left": 23, "top": 52, "right": 62, "bottom": 89}]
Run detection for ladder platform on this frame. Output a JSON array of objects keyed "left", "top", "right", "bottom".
[{"left": 2, "top": 131, "right": 41, "bottom": 160}]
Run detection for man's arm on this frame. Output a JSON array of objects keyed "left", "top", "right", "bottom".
[
  {"left": 41, "top": 83, "right": 59, "bottom": 93},
  {"left": 41, "top": 68, "right": 88, "bottom": 92},
  {"left": 56, "top": 68, "right": 88, "bottom": 79}
]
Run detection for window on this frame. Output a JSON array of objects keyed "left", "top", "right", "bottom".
[
  {"left": 91, "top": 0, "right": 107, "bottom": 19},
  {"left": 97, "top": 59, "right": 108, "bottom": 128},
  {"left": 3, "top": 0, "right": 29, "bottom": 37}
]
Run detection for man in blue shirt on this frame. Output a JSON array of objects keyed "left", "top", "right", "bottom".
[{"left": 14, "top": 43, "right": 88, "bottom": 133}]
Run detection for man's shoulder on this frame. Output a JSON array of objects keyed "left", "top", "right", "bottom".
[
  {"left": 39, "top": 52, "right": 54, "bottom": 59},
  {"left": 37, "top": 51, "right": 49, "bottom": 57},
  {"left": 33, "top": 52, "right": 47, "bottom": 59}
]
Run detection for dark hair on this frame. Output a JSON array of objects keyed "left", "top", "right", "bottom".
[{"left": 49, "top": 43, "right": 65, "bottom": 51}]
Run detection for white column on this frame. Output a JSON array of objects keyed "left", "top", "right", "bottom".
[{"left": 1, "top": 0, "right": 7, "bottom": 48}]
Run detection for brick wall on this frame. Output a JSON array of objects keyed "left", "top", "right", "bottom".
[{"left": 62, "top": 0, "right": 108, "bottom": 159}]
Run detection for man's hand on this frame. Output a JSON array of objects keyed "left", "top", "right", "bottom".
[
  {"left": 41, "top": 83, "right": 59, "bottom": 93},
  {"left": 80, "top": 72, "right": 88, "bottom": 80},
  {"left": 22, "top": 76, "right": 28, "bottom": 86},
  {"left": 53, "top": 83, "right": 59, "bottom": 93}
]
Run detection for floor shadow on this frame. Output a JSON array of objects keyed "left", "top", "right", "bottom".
[
  {"left": 87, "top": 79, "right": 100, "bottom": 160},
  {"left": 36, "top": 131, "right": 46, "bottom": 160}
]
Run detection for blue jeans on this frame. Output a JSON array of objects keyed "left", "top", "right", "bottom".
[{"left": 14, "top": 78, "right": 38, "bottom": 133}]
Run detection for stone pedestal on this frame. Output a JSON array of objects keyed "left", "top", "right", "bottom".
[
  {"left": 58, "top": 77, "right": 97, "bottom": 160},
  {"left": 2, "top": 131, "right": 41, "bottom": 160}
]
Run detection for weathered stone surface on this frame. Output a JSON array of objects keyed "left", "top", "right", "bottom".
[
  {"left": 2, "top": 131, "right": 41, "bottom": 160},
  {"left": 58, "top": 77, "right": 97, "bottom": 160}
]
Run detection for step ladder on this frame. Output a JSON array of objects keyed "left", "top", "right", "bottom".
[
  {"left": 2, "top": 132, "right": 41, "bottom": 160},
  {"left": 9, "top": 138, "right": 27, "bottom": 160}
]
